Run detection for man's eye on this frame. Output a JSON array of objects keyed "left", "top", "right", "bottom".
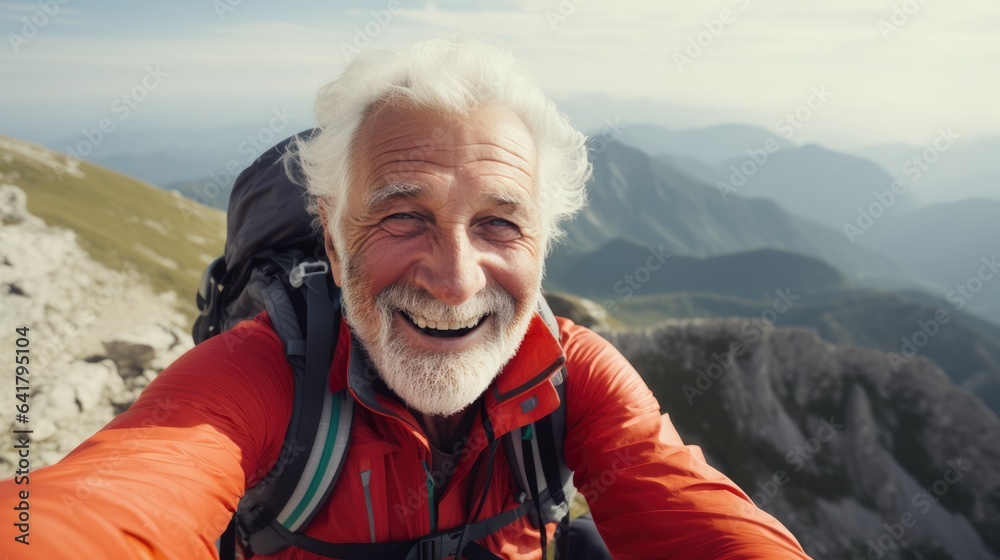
[
  {"left": 380, "top": 212, "right": 424, "bottom": 235},
  {"left": 480, "top": 218, "right": 521, "bottom": 240}
]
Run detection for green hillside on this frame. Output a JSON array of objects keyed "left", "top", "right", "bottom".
[{"left": 0, "top": 136, "right": 226, "bottom": 320}]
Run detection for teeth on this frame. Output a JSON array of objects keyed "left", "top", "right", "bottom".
[{"left": 405, "top": 312, "right": 483, "bottom": 331}]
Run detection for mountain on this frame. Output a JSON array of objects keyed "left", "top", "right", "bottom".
[
  {"left": 599, "top": 318, "right": 1000, "bottom": 560},
  {"left": 857, "top": 199, "right": 1000, "bottom": 324},
  {"left": 545, "top": 239, "right": 848, "bottom": 301},
  {"left": 557, "top": 141, "right": 914, "bottom": 290},
  {"left": 716, "top": 143, "right": 922, "bottom": 229},
  {"left": 615, "top": 122, "right": 795, "bottom": 163},
  {"left": 545, "top": 240, "right": 1000, "bottom": 415},
  {"left": 554, "top": 93, "right": 763, "bottom": 134},
  {"left": 52, "top": 119, "right": 313, "bottom": 187},
  {"left": 854, "top": 135, "right": 1000, "bottom": 204},
  {"left": 91, "top": 149, "right": 227, "bottom": 187},
  {"left": 852, "top": 142, "right": 916, "bottom": 178}
]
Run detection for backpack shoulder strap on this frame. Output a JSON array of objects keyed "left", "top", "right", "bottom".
[
  {"left": 225, "top": 254, "right": 354, "bottom": 557},
  {"left": 501, "top": 296, "right": 575, "bottom": 531}
]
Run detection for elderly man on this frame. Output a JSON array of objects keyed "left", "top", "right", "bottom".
[{"left": 0, "top": 37, "right": 811, "bottom": 559}]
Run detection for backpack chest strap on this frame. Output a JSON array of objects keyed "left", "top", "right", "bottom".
[{"left": 280, "top": 500, "right": 534, "bottom": 560}]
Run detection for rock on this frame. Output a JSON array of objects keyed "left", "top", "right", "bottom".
[
  {"left": 102, "top": 339, "right": 157, "bottom": 377},
  {"left": 0, "top": 184, "right": 41, "bottom": 226},
  {"left": 0, "top": 184, "right": 194, "bottom": 471}
]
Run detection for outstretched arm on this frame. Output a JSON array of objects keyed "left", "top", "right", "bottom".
[
  {"left": 560, "top": 319, "right": 811, "bottom": 560},
  {"left": 0, "top": 318, "right": 293, "bottom": 559}
]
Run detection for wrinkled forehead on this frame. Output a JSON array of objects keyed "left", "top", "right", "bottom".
[{"left": 348, "top": 102, "right": 539, "bottom": 193}]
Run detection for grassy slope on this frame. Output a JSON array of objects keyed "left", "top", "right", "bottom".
[{"left": 0, "top": 136, "right": 225, "bottom": 322}]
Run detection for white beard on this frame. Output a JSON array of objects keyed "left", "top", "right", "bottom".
[{"left": 340, "top": 267, "right": 537, "bottom": 417}]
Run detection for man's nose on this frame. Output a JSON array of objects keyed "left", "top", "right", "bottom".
[{"left": 415, "top": 228, "right": 487, "bottom": 306}]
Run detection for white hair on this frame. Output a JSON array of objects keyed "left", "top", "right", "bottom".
[{"left": 291, "top": 35, "right": 591, "bottom": 258}]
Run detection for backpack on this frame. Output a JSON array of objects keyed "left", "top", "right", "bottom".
[{"left": 193, "top": 130, "right": 576, "bottom": 560}]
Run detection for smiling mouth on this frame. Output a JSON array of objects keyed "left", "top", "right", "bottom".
[{"left": 401, "top": 311, "right": 490, "bottom": 338}]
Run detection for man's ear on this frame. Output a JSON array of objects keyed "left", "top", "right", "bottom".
[{"left": 318, "top": 201, "right": 343, "bottom": 287}]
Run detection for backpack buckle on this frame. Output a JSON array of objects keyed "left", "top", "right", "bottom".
[
  {"left": 414, "top": 530, "right": 462, "bottom": 560},
  {"left": 288, "top": 260, "right": 329, "bottom": 288}
]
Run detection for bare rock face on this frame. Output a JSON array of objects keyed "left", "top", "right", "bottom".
[
  {"left": 0, "top": 185, "right": 193, "bottom": 468},
  {"left": 600, "top": 319, "right": 1000, "bottom": 560}
]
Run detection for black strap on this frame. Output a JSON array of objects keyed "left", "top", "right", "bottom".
[
  {"left": 285, "top": 501, "right": 533, "bottom": 559},
  {"left": 522, "top": 432, "right": 548, "bottom": 556},
  {"left": 240, "top": 265, "right": 339, "bottom": 545},
  {"left": 220, "top": 516, "right": 237, "bottom": 559}
]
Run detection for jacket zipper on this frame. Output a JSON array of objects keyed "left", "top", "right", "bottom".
[
  {"left": 423, "top": 459, "right": 437, "bottom": 532},
  {"left": 360, "top": 460, "right": 376, "bottom": 543}
]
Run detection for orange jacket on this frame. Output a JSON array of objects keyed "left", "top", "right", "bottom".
[{"left": 0, "top": 313, "right": 810, "bottom": 559}]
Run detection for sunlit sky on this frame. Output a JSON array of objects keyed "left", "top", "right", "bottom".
[{"left": 1, "top": 0, "right": 998, "bottom": 151}]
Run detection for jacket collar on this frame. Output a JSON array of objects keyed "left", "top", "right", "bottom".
[{"left": 328, "top": 313, "right": 566, "bottom": 440}]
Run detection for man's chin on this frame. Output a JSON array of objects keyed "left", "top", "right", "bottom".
[{"left": 372, "top": 342, "right": 504, "bottom": 416}]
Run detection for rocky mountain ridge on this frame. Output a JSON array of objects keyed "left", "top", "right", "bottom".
[{"left": 598, "top": 317, "right": 999, "bottom": 559}]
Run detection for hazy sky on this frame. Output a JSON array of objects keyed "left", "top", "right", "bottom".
[{"left": 1, "top": 0, "right": 998, "bottom": 150}]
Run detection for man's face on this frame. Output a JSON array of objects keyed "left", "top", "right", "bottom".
[{"left": 325, "top": 103, "right": 544, "bottom": 417}]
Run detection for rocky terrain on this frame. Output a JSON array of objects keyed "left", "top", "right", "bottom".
[
  {"left": 0, "top": 183, "right": 192, "bottom": 469},
  {"left": 598, "top": 318, "right": 1000, "bottom": 560}
]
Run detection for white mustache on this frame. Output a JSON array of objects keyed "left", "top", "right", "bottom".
[{"left": 375, "top": 283, "right": 515, "bottom": 325}]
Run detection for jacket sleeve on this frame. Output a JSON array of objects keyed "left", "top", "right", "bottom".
[
  {"left": 559, "top": 319, "right": 811, "bottom": 560},
  {"left": 0, "top": 318, "right": 293, "bottom": 560}
]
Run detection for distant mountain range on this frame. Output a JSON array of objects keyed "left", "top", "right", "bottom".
[
  {"left": 556, "top": 140, "right": 916, "bottom": 291},
  {"left": 854, "top": 134, "right": 1000, "bottom": 205},
  {"left": 857, "top": 199, "right": 1000, "bottom": 319},
  {"left": 716, "top": 143, "right": 922, "bottom": 229},
  {"left": 546, "top": 240, "right": 848, "bottom": 301},
  {"left": 555, "top": 93, "right": 767, "bottom": 135},
  {"left": 544, "top": 240, "right": 1000, "bottom": 416},
  {"left": 615, "top": 122, "right": 795, "bottom": 163}
]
